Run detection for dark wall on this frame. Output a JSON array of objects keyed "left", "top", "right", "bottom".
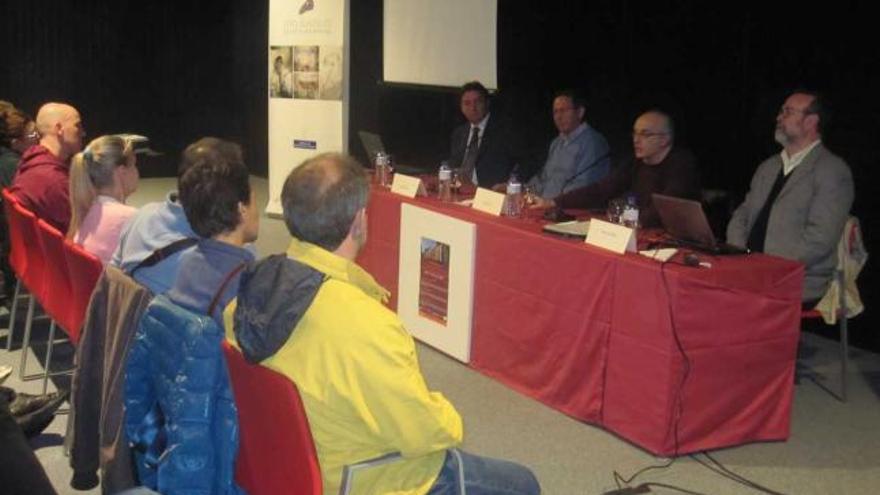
[
  {"left": 1, "top": 0, "right": 268, "bottom": 177},
  {"left": 3, "top": 1, "right": 878, "bottom": 348}
]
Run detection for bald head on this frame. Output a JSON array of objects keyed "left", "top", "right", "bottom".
[
  {"left": 35, "top": 102, "right": 84, "bottom": 161},
  {"left": 632, "top": 110, "right": 674, "bottom": 165},
  {"left": 281, "top": 152, "right": 369, "bottom": 252}
]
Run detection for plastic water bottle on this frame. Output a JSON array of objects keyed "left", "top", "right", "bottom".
[
  {"left": 375, "top": 152, "right": 391, "bottom": 187},
  {"left": 503, "top": 174, "right": 523, "bottom": 217},
  {"left": 438, "top": 161, "right": 453, "bottom": 202},
  {"left": 621, "top": 193, "right": 639, "bottom": 229}
]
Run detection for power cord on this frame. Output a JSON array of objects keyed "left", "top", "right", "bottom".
[
  {"left": 689, "top": 452, "right": 788, "bottom": 495},
  {"left": 608, "top": 259, "right": 692, "bottom": 492}
]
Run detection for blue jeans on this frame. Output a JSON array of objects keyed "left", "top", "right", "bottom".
[{"left": 427, "top": 449, "right": 541, "bottom": 495}]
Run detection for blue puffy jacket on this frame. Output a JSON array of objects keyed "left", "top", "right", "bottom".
[{"left": 124, "top": 294, "right": 246, "bottom": 495}]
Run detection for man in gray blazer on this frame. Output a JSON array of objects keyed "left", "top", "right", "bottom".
[{"left": 727, "top": 90, "right": 853, "bottom": 302}]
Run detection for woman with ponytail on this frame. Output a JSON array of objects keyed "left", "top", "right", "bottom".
[{"left": 68, "top": 135, "right": 140, "bottom": 264}]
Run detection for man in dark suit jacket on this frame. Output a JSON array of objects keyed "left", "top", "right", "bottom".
[
  {"left": 448, "top": 81, "right": 528, "bottom": 188},
  {"left": 727, "top": 90, "right": 853, "bottom": 302}
]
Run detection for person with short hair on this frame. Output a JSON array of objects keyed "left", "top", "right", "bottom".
[
  {"left": 448, "top": 81, "right": 532, "bottom": 188},
  {"left": 111, "top": 137, "right": 243, "bottom": 294},
  {"left": 527, "top": 90, "right": 611, "bottom": 198},
  {"left": 727, "top": 90, "right": 853, "bottom": 302},
  {"left": 8, "top": 102, "right": 85, "bottom": 232},
  {"left": 167, "top": 138, "right": 259, "bottom": 325},
  {"left": 531, "top": 109, "right": 700, "bottom": 228},
  {"left": 68, "top": 135, "right": 140, "bottom": 264},
  {"left": 228, "top": 152, "right": 540, "bottom": 495},
  {"left": 0, "top": 102, "right": 39, "bottom": 188}
]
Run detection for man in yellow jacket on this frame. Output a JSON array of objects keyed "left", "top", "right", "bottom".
[{"left": 226, "top": 153, "right": 540, "bottom": 494}]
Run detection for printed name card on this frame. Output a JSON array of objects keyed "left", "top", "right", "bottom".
[
  {"left": 471, "top": 188, "right": 505, "bottom": 216},
  {"left": 585, "top": 218, "right": 636, "bottom": 254},
  {"left": 391, "top": 174, "right": 425, "bottom": 198}
]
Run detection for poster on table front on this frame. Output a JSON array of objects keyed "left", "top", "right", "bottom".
[
  {"left": 267, "top": 0, "right": 349, "bottom": 215},
  {"left": 398, "top": 204, "right": 476, "bottom": 363}
]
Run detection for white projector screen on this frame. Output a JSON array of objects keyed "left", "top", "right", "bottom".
[{"left": 383, "top": 0, "right": 498, "bottom": 89}]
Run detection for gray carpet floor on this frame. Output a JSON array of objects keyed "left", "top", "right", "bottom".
[{"left": 1, "top": 177, "right": 878, "bottom": 495}]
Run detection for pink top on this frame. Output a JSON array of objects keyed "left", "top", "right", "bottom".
[{"left": 73, "top": 196, "right": 138, "bottom": 265}]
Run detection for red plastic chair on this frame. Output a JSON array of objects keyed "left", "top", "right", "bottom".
[
  {"left": 222, "top": 341, "right": 411, "bottom": 495},
  {"left": 6, "top": 200, "right": 49, "bottom": 379},
  {"left": 222, "top": 340, "right": 323, "bottom": 495},
  {"left": 800, "top": 217, "right": 864, "bottom": 403},
  {"left": 35, "top": 219, "right": 76, "bottom": 392},
  {"left": 2, "top": 189, "right": 29, "bottom": 352},
  {"left": 62, "top": 239, "right": 104, "bottom": 345}
]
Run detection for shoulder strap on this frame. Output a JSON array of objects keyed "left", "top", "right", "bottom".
[
  {"left": 129, "top": 238, "right": 199, "bottom": 276},
  {"left": 207, "top": 262, "right": 247, "bottom": 316}
]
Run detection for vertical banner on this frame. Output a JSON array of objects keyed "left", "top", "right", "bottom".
[{"left": 267, "top": 0, "right": 349, "bottom": 215}]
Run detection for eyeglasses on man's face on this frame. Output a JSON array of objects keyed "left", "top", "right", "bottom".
[
  {"left": 777, "top": 106, "right": 813, "bottom": 118},
  {"left": 632, "top": 130, "right": 667, "bottom": 140}
]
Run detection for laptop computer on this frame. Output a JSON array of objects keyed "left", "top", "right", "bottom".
[
  {"left": 652, "top": 193, "right": 749, "bottom": 255},
  {"left": 358, "top": 130, "right": 385, "bottom": 162}
]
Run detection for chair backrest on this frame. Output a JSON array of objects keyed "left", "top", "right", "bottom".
[
  {"left": 62, "top": 239, "right": 104, "bottom": 344},
  {"left": 222, "top": 340, "right": 323, "bottom": 495},
  {"left": 8, "top": 200, "right": 45, "bottom": 295},
  {"left": 35, "top": 219, "right": 73, "bottom": 334},
  {"left": 2, "top": 188, "right": 28, "bottom": 277}
]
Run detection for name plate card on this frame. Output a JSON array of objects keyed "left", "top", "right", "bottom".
[
  {"left": 390, "top": 174, "right": 425, "bottom": 198},
  {"left": 471, "top": 188, "right": 505, "bottom": 216},
  {"left": 585, "top": 218, "right": 636, "bottom": 254}
]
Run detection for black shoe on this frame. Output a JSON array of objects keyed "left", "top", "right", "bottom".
[
  {"left": 16, "top": 392, "right": 67, "bottom": 439},
  {"left": 9, "top": 390, "right": 67, "bottom": 417}
]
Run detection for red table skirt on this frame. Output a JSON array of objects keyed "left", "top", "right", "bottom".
[{"left": 358, "top": 188, "right": 803, "bottom": 455}]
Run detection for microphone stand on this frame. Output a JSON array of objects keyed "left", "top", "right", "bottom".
[{"left": 543, "top": 152, "right": 611, "bottom": 222}]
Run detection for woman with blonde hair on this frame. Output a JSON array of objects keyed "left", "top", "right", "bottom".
[{"left": 68, "top": 134, "right": 140, "bottom": 264}]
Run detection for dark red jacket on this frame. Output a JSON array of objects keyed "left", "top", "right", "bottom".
[{"left": 9, "top": 145, "right": 71, "bottom": 233}]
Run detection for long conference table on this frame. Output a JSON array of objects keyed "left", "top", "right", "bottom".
[{"left": 356, "top": 186, "right": 804, "bottom": 455}]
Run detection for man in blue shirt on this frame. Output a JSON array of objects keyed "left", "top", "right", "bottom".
[{"left": 527, "top": 90, "right": 610, "bottom": 199}]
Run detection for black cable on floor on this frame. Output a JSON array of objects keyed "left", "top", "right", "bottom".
[{"left": 610, "top": 259, "right": 692, "bottom": 490}]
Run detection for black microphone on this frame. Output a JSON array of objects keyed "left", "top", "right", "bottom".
[
  {"left": 558, "top": 151, "right": 611, "bottom": 194},
  {"left": 543, "top": 152, "right": 611, "bottom": 222}
]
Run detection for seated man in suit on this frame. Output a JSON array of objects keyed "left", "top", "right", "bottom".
[
  {"left": 530, "top": 109, "right": 700, "bottom": 228},
  {"left": 448, "top": 81, "right": 530, "bottom": 188},
  {"left": 527, "top": 90, "right": 611, "bottom": 199},
  {"left": 727, "top": 90, "right": 853, "bottom": 303}
]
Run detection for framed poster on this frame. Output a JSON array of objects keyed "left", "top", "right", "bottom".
[{"left": 398, "top": 204, "right": 476, "bottom": 362}]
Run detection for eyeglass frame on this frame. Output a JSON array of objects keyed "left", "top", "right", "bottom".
[{"left": 631, "top": 130, "right": 668, "bottom": 140}]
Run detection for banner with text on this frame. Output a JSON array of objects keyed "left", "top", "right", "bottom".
[{"left": 268, "top": 0, "right": 349, "bottom": 215}]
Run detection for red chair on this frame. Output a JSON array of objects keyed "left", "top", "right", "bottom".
[
  {"left": 35, "top": 219, "right": 76, "bottom": 392},
  {"left": 222, "top": 340, "right": 323, "bottom": 495},
  {"left": 62, "top": 239, "right": 103, "bottom": 344},
  {"left": 5, "top": 200, "right": 49, "bottom": 379},
  {"left": 222, "top": 341, "right": 412, "bottom": 495},
  {"left": 2, "top": 189, "right": 39, "bottom": 351},
  {"left": 800, "top": 217, "right": 865, "bottom": 403}
]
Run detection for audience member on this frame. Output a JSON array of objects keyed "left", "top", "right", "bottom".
[
  {"left": 531, "top": 109, "right": 700, "bottom": 228},
  {"left": 527, "top": 90, "right": 611, "bottom": 198},
  {"left": 67, "top": 135, "right": 140, "bottom": 264},
  {"left": 8, "top": 102, "right": 84, "bottom": 232},
  {"left": 727, "top": 90, "right": 853, "bottom": 302},
  {"left": 167, "top": 138, "right": 258, "bottom": 324},
  {"left": 0, "top": 102, "right": 39, "bottom": 188},
  {"left": 110, "top": 138, "right": 229, "bottom": 293},
  {"left": 448, "top": 81, "right": 533, "bottom": 187},
  {"left": 228, "top": 152, "right": 540, "bottom": 494},
  {"left": 0, "top": 390, "right": 60, "bottom": 495},
  {"left": 123, "top": 138, "right": 255, "bottom": 494},
  {"left": 1, "top": 101, "right": 39, "bottom": 297}
]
